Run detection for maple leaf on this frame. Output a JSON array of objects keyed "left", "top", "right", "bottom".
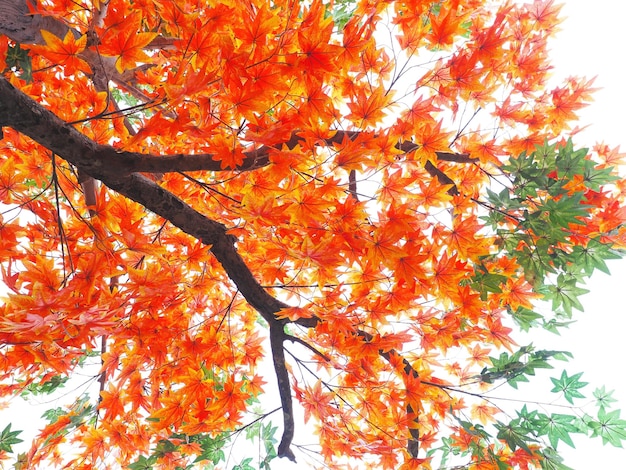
[
  {"left": 232, "top": 4, "right": 278, "bottom": 48},
  {"left": 0, "top": 424, "right": 23, "bottom": 453},
  {"left": 412, "top": 121, "right": 453, "bottom": 164},
  {"left": 294, "top": 2, "right": 341, "bottom": 74},
  {"left": 347, "top": 86, "right": 394, "bottom": 128},
  {"left": 98, "top": 12, "right": 158, "bottom": 73},
  {"left": 215, "top": 378, "right": 250, "bottom": 422},
  {"left": 431, "top": 252, "right": 468, "bottom": 301},
  {"left": 209, "top": 134, "right": 247, "bottom": 169},
  {"left": 149, "top": 393, "right": 187, "bottom": 431},
  {"left": 529, "top": 0, "right": 563, "bottom": 32},
  {"left": 300, "top": 381, "right": 334, "bottom": 423},
  {"left": 29, "top": 30, "right": 91, "bottom": 75},
  {"left": 427, "top": 0, "right": 467, "bottom": 48},
  {"left": 467, "top": 344, "right": 493, "bottom": 367},
  {"left": 594, "top": 142, "right": 626, "bottom": 167},
  {"left": 99, "top": 385, "right": 126, "bottom": 421},
  {"left": 276, "top": 306, "right": 314, "bottom": 321},
  {"left": 79, "top": 428, "right": 108, "bottom": 462},
  {"left": 486, "top": 316, "right": 516, "bottom": 351},
  {"left": 471, "top": 403, "right": 501, "bottom": 425}
]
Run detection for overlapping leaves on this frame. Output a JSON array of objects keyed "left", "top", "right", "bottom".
[{"left": 0, "top": 0, "right": 625, "bottom": 468}]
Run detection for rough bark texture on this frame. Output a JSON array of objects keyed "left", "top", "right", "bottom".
[{"left": 0, "top": 0, "right": 70, "bottom": 44}]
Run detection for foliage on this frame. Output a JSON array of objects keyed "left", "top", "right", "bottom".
[
  {"left": 0, "top": 0, "right": 625, "bottom": 468},
  {"left": 0, "top": 424, "right": 23, "bottom": 453}
]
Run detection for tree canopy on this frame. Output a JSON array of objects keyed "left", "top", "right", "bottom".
[{"left": 1, "top": 0, "right": 625, "bottom": 468}]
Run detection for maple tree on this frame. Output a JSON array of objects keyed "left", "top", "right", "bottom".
[{"left": 1, "top": 0, "right": 626, "bottom": 468}]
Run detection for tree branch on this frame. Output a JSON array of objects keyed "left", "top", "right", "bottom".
[
  {"left": 81, "top": 131, "right": 473, "bottom": 179},
  {"left": 0, "top": 0, "right": 71, "bottom": 44},
  {"left": 1, "top": 75, "right": 319, "bottom": 458},
  {"left": 270, "top": 324, "right": 297, "bottom": 461},
  {"left": 285, "top": 333, "right": 331, "bottom": 362},
  {"left": 0, "top": 76, "right": 443, "bottom": 459},
  {"left": 358, "top": 331, "right": 420, "bottom": 458}
]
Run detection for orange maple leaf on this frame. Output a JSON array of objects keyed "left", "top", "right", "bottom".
[
  {"left": 412, "top": 121, "right": 453, "bottom": 164},
  {"left": 347, "top": 86, "right": 394, "bottom": 128},
  {"left": 30, "top": 30, "right": 91, "bottom": 75},
  {"left": 99, "top": 385, "right": 126, "bottom": 421},
  {"left": 300, "top": 381, "right": 334, "bottom": 423},
  {"left": 99, "top": 13, "right": 157, "bottom": 73},
  {"left": 215, "top": 378, "right": 250, "bottom": 421},
  {"left": 427, "top": 0, "right": 466, "bottom": 48},
  {"left": 471, "top": 402, "right": 501, "bottom": 425}
]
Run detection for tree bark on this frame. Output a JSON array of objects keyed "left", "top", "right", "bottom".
[{"left": 0, "top": 0, "right": 70, "bottom": 44}]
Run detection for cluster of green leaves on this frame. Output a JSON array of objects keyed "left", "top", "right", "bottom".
[
  {"left": 41, "top": 395, "right": 96, "bottom": 442},
  {"left": 19, "top": 374, "right": 68, "bottom": 398},
  {"left": 497, "top": 379, "right": 626, "bottom": 469},
  {"left": 243, "top": 421, "right": 279, "bottom": 469},
  {"left": 128, "top": 433, "right": 228, "bottom": 470},
  {"left": 128, "top": 423, "right": 279, "bottom": 470},
  {"left": 326, "top": 0, "right": 357, "bottom": 30},
  {"left": 433, "top": 419, "right": 509, "bottom": 470},
  {"left": 478, "top": 344, "right": 572, "bottom": 389},
  {"left": 473, "top": 347, "right": 625, "bottom": 468},
  {"left": 424, "top": 303, "right": 626, "bottom": 470},
  {"left": 433, "top": 371, "right": 626, "bottom": 470},
  {"left": 483, "top": 140, "right": 622, "bottom": 328},
  {"left": 466, "top": 261, "right": 509, "bottom": 301}
]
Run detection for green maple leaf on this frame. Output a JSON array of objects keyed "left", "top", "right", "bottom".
[
  {"left": 593, "top": 386, "right": 618, "bottom": 412},
  {"left": 536, "top": 413, "right": 581, "bottom": 449},
  {"left": 550, "top": 370, "right": 588, "bottom": 404},
  {"left": 541, "top": 274, "right": 589, "bottom": 316},
  {"left": 128, "top": 455, "right": 155, "bottom": 470},
  {"left": 588, "top": 408, "right": 626, "bottom": 447},
  {"left": 583, "top": 163, "right": 619, "bottom": 190},
  {"left": 507, "top": 306, "right": 543, "bottom": 332},
  {"left": 0, "top": 423, "right": 23, "bottom": 453},
  {"left": 572, "top": 239, "right": 621, "bottom": 276},
  {"left": 540, "top": 446, "right": 576, "bottom": 470},
  {"left": 494, "top": 420, "right": 537, "bottom": 455}
]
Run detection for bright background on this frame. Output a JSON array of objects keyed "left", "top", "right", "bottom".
[
  {"left": 517, "top": 0, "right": 626, "bottom": 467},
  {"left": 2, "top": 1, "right": 626, "bottom": 468}
]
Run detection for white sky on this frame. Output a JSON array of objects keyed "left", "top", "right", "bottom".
[
  {"left": 2, "top": 1, "right": 626, "bottom": 469},
  {"left": 518, "top": 0, "right": 626, "bottom": 466}
]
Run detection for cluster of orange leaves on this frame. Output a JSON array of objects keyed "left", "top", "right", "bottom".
[{"left": 1, "top": 0, "right": 625, "bottom": 468}]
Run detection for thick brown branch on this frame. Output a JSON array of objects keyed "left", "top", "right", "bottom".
[
  {"left": 270, "top": 324, "right": 296, "bottom": 461},
  {"left": 348, "top": 169, "right": 359, "bottom": 201},
  {"left": 96, "top": 131, "right": 473, "bottom": 177},
  {"left": 0, "top": 0, "right": 71, "bottom": 44}
]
